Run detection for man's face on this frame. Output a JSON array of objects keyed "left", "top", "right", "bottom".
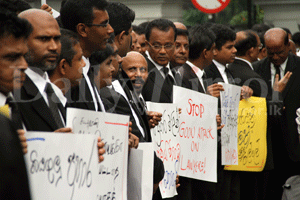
[
  {"left": 136, "top": 33, "right": 147, "bottom": 56},
  {"left": 86, "top": 9, "right": 114, "bottom": 51},
  {"left": 25, "top": 17, "right": 61, "bottom": 71},
  {"left": 251, "top": 35, "right": 261, "bottom": 62},
  {"left": 131, "top": 31, "right": 141, "bottom": 53},
  {"left": 171, "top": 35, "right": 189, "bottom": 66},
  {"left": 147, "top": 28, "right": 175, "bottom": 67},
  {"left": 95, "top": 55, "right": 115, "bottom": 89},
  {"left": 0, "top": 35, "right": 28, "bottom": 95},
  {"left": 214, "top": 40, "right": 237, "bottom": 65},
  {"left": 65, "top": 43, "right": 86, "bottom": 87},
  {"left": 118, "top": 27, "right": 133, "bottom": 57},
  {"left": 122, "top": 54, "right": 148, "bottom": 94},
  {"left": 265, "top": 38, "right": 290, "bottom": 66}
]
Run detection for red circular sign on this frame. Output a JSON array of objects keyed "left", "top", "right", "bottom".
[{"left": 191, "top": 0, "right": 231, "bottom": 14}]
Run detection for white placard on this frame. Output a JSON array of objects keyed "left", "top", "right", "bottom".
[
  {"left": 128, "top": 149, "right": 143, "bottom": 200},
  {"left": 138, "top": 143, "right": 154, "bottom": 200},
  {"left": 219, "top": 83, "right": 241, "bottom": 165},
  {"left": 147, "top": 102, "right": 179, "bottom": 198},
  {"left": 25, "top": 132, "right": 99, "bottom": 200},
  {"left": 66, "top": 108, "right": 129, "bottom": 200},
  {"left": 173, "top": 86, "right": 218, "bottom": 182}
]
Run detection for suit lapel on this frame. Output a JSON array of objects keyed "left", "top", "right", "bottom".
[
  {"left": 23, "top": 76, "right": 58, "bottom": 130},
  {"left": 282, "top": 54, "right": 298, "bottom": 99},
  {"left": 183, "top": 63, "right": 205, "bottom": 93}
]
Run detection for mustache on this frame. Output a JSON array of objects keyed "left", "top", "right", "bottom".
[
  {"left": 132, "top": 78, "right": 145, "bottom": 85},
  {"left": 43, "top": 52, "right": 59, "bottom": 59}
]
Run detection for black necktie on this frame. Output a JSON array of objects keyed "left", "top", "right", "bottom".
[
  {"left": 274, "top": 65, "right": 281, "bottom": 80},
  {"left": 162, "top": 67, "right": 175, "bottom": 85},
  {"left": 45, "top": 83, "right": 64, "bottom": 128},
  {"left": 225, "top": 67, "right": 235, "bottom": 84}
]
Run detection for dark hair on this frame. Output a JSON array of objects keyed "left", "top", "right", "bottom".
[
  {"left": 0, "top": 0, "right": 31, "bottom": 14},
  {"left": 177, "top": 28, "right": 189, "bottom": 37},
  {"left": 139, "top": 21, "right": 149, "bottom": 31},
  {"left": 90, "top": 44, "right": 114, "bottom": 66},
  {"left": 188, "top": 25, "right": 216, "bottom": 60},
  {"left": 60, "top": 0, "right": 108, "bottom": 33},
  {"left": 283, "top": 30, "right": 289, "bottom": 46},
  {"left": 133, "top": 25, "right": 145, "bottom": 35},
  {"left": 210, "top": 24, "right": 236, "bottom": 50},
  {"left": 58, "top": 29, "right": 80, "bottom": 65},
  {"left": 106, "top": 2, "right": 135, "bottom": 36},
  {"left": 292, "top": 32, "right": 300, "bottom": 47},
  {"left": 235, "top": 30, "right": 258, "bottom": 56},
  {"left": 282, "top": 27, "right": 292, "bottom": 36},
  {"left": 251, "top": 24, "right": 271, "bottom": 34},
  {"left": 0, "top": 9, "right": 32, "bottom": 40},
  {"left": 145, "top": 18, "right": 177, "bottom": 41}
]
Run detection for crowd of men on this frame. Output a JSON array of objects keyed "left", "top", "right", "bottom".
[{"left": 1, "top": 0, "right": 300, "bottom": 199}]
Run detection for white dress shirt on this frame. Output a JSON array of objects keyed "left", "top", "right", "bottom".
[
  {"left": 270, "top": 58, "right": 288, "bottom": 87},
  {"left": 213, "top": 59, "right": 229, "bottom": 84},
  {"left": 186, "top": 60, "right": 206, "bottom": 92}
]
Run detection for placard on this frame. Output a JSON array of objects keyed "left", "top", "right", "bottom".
[
  {"left": 66, "top": 108, "right": 129, "bottom": 199},
  {"left": 25, "top": 132, "right": 99, "bottom": 200},
  {"left": 173, "top": 86, "right": 218, "bottom": 182},
  {"left": 147, "top": 102, "right": 179, "bottom": 198},
  {"left": 224, "top": 97, "right": 267, "bottom": 171},
  {"left": 219, "top": 83, "right": 241, "bottom": 165}
]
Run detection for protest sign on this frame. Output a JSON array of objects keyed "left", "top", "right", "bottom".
[
  {"left": 128, "top": 149, "right": 143, "bottom": 200},
  {"left": 66, "top": 108, "right": 129, "bottom": 199},
  {"left": 219, "top": 83, "right": 241, "bottom": 165},
  {"left": 173, "top": 86, "right": 218, "bottom": 182},
  {"left": 147, "top": 102, "right": 179, "bottom": 198},
  {"left": 137, "top": 143, "right": 154, "bottom": 200},
  {"left": 25, "top": 132, "right": 99, "bottom": 200},
  {"left": 224, "top": 97, "right": 267, "bottom": 172}
]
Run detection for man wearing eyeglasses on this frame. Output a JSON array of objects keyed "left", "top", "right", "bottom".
[
  {"left": 142, "top": 19, "right": 177, "bottom": 103},
  {"left": 60, "top": 0, "right": 114, "bottom": 111},
  {"left": 228, "top": 30, "right": 266, "bottom": 97}
]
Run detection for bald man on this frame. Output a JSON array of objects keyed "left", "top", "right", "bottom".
[
  {"left": 14, "top": 9, "right": 70, "bottom": 132},
  {"left": 253, "top": 28, "right": 300, "bottom": 198},
  {"left": 174, "top": 22, "right": 187, "bottom": 30}
]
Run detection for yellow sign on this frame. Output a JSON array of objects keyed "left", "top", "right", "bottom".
[{"left": 224, "top": 97, "right": 267, "bottom": 172}]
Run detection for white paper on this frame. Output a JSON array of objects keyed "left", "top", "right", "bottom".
[
  {"left": 147, "top": 102, "right": 179, "bottom": 198},
  {"left": 25, "top": 132, "right": 99, "bottom": 200},
  {"left": 128, "top": 149, "right": 143, "bottom": 200},
  {"left": 173, "top": 86, "right": 218, "bottom": 182},
  {"left": 138, "top": 143, "right": 154, "bottom": 200},
  {"left": 66, "top": 108, "right": 129, "bottom": 200},
  {"left": 219, "top": 83, "right": 241, "bottom": 165}
]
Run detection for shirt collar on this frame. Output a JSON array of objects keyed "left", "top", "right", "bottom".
[
  {"left": 0, "top": 92, "right": 8, "bottom": 106},
  {"left": 213, "top": 59, "right": 226, "bottom": 74},
  {"left": 270, "top": 57, "right": 288, "bottom": 71},
  {"left": 146, "top": 50, "right": 172, "bottom": 77},
  {"left": 51, "top": 83, "right": 67, "bottom": 106},
  {"left": 235, "top": 57, "right": 254, "bottom": 70},
  {"left": 26, "top": 67, "right": 51, "bottom": 95},
  {"left": 82, "top": 56, "right": 90, "bottom": 76},
  {"left": 186, "top": 60, "right": 204, "bottom": 77}
]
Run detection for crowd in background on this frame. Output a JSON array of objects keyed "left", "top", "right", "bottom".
[{"left": 1, "top": 0, "right": 300, "bottom": 199}]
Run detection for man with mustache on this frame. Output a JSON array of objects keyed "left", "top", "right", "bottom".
[{"left": 14, "top": 9, "right": 71, "bottom": 132}]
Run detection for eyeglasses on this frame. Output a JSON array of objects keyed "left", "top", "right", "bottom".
[
  {"left": 86, "top": 20, "right": 109, "bottom": 28},
  {"left": 148, "top": 42, "right": 174, "bottom": 51}
]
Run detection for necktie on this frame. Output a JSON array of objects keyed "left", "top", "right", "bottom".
[
  {"left": 274, "top": 65, "right": 281, "bottom": 80},
  {"left": 45, "top": 83, "right": 64, "bottom": 128},
  {"left": 225, "top": 67, "right": 235, "bottom": 84},
  {"left": 0, "top": 104, "right": 9, "bottom": 118},
  {"left": 162, "top": 67, "right": 175, "bottom": 85}
]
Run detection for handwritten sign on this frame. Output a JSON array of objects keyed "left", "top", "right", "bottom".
[
  {"left": 25, "top": 132, "right": 99, "bottom": 200},
  {"left": 219, "top": 83, "right": 241, "bottom": 165},
  {"left": 147, "top": 102, "right": 179, "bottom": 198},
  {"left": 224, "top": 97, "right": 267, "bottom": 172},
  {"left": 173, "top": 86, "right": 218, "bottom": 182},
  {"left": 66, "top": 108, "right": 129, "bottom": 199}
]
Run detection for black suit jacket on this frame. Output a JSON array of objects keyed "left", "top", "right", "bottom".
[
  {"left": 254, "top": 53, "right": 300, "bottom": 176},
  {"left": 0, "top": 114, "right": 31, "bottom": 199},
  {"left": 205, "top": 62, "right": 227, "bottom": 85},
  {"left": 142, "top": 57, "right": 173, "bottom": 103},
  {"left": 177, "top": 62, "right": 205, "bottom": 93},
  {"left": 228, "top": 58, "right": 267, "bottom": 97},
  {"left": 14, "top": 75, "right": 64, "bottom": 131}
]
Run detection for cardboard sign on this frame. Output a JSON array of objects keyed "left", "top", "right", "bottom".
[
  {"left": 225, "top": 97, "right": 267, "bottom": 172},
  {"left": 66, "top": 108, "right": 129, "bottom": 199},
  {"left": 173, "top": 86, "right": 218, "bottom": 182},
  {"left": 25, "top": 132, "right": 99, "bottom": 200},
  {"left": 219, "top": 83, "right": 241, "bottom": 165},
  {"left": 147, "top": 102, "right": 179, "bottom": 198}
]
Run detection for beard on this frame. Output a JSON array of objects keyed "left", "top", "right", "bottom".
[{"left": 25, "top": 49, "right": 59, "bottom": 72}]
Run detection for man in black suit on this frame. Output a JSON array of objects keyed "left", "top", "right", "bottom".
[
  {"left": 0, "top": 10, "right": 31, "bottom": 199},
  {"left": 253, "top": 28, "right": 300, "bottom": 199},
  {"left": 60, "top": 0, "right": 114, "bottom": 111},
  {"left": 15, "top": 9, "right": 70, "bottom": 132},
  {"left": 228, "top": 30, "right": 268, "bottom": 97},
  {"left": 142, "top": 19, "right": 177, "bottom": 103}
]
